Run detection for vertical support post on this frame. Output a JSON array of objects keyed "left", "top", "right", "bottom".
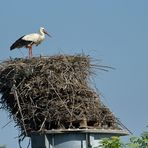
[
  {"left": 86, "top": 133, "right": 92, "bottom": 148},
  {"left": 51, "top": 134, "right": 55, "bottom": 148}
]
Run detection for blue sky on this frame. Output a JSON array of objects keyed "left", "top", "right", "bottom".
[{"left": 0, "top": 0, "right": 148, "bottom": 147}]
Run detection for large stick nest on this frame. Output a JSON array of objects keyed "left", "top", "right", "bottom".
[{"left": 0, "top": 55, "right": 119, "bottom": 136}]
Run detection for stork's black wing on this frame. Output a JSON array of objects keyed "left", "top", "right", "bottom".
[{"left": 10, "top": 35, "right": 32, "bottom": 50}]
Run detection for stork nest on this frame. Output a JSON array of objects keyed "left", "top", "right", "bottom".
[{"left": 0, "top": 55, "right": 119, "bottom": 137}]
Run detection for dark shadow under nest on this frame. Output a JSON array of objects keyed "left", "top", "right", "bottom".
[{"left": 0, "top": 55, "right": 120, "bottom": 137}]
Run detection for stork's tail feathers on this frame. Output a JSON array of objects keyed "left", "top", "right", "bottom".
[
  {"left": 10, "top": 43, "right": 16, "bottom": 50},
  {"left": 10, "top": 36, "right": 23, "bottom": 50}
]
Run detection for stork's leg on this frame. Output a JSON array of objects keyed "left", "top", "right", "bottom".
[
  {"left": 30, "top": 46, "right": 32, "bottom": 57},
  {"left": 29, "top": 47, "right": 31, "bottom": 58},
  {"left": 28, "top": 46, "right": 32, "bottom": 58}
]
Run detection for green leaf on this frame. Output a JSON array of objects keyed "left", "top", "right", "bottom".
[{"left": 127, "top": 143, "right": 140, "bottom": 148}]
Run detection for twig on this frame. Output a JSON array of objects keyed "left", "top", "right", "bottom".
[
  {"left": 39, "top": 117, "right": 47, "bottom": 131},
  {"left": 48, "top": 80, "right": 72, "bottom": 116},
  {"left": 2, "top": 120, "right": 13, "bottom": 128},
  {"left": 12, "top": 85, "right": 28, "bottom": 136}
]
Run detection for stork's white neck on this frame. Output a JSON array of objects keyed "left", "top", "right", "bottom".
[{"left": 39, "top": 29, "right": 45, "bottom": 37}]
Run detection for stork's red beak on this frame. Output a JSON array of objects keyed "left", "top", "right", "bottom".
[{"left": 44, "top": 30, "right": 52, "bottom": 37}]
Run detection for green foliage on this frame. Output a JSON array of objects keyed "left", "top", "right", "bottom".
[
  {"left": 99, "top": 136, "right": 125, "bottom": 148},
  {"left": 141, "top": 131, "right": 148, "bottom": 138},
  {"left": 96, "top": 134, "right": 148, "bottom": 148},
  {"left": 126, "top": 136, "right": 148, "bottom": 148}
]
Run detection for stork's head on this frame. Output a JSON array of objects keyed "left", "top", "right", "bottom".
[{"left": 40, "top": 27, "right": 52, "bottom": 37}]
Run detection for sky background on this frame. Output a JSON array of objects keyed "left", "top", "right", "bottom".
[{"left": 0, "top": 0, "right": 148, "bottom": 147}]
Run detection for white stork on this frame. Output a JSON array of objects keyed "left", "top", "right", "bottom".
[{"left": 10, "top": 27, "right": 51, "bottom": 58}]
